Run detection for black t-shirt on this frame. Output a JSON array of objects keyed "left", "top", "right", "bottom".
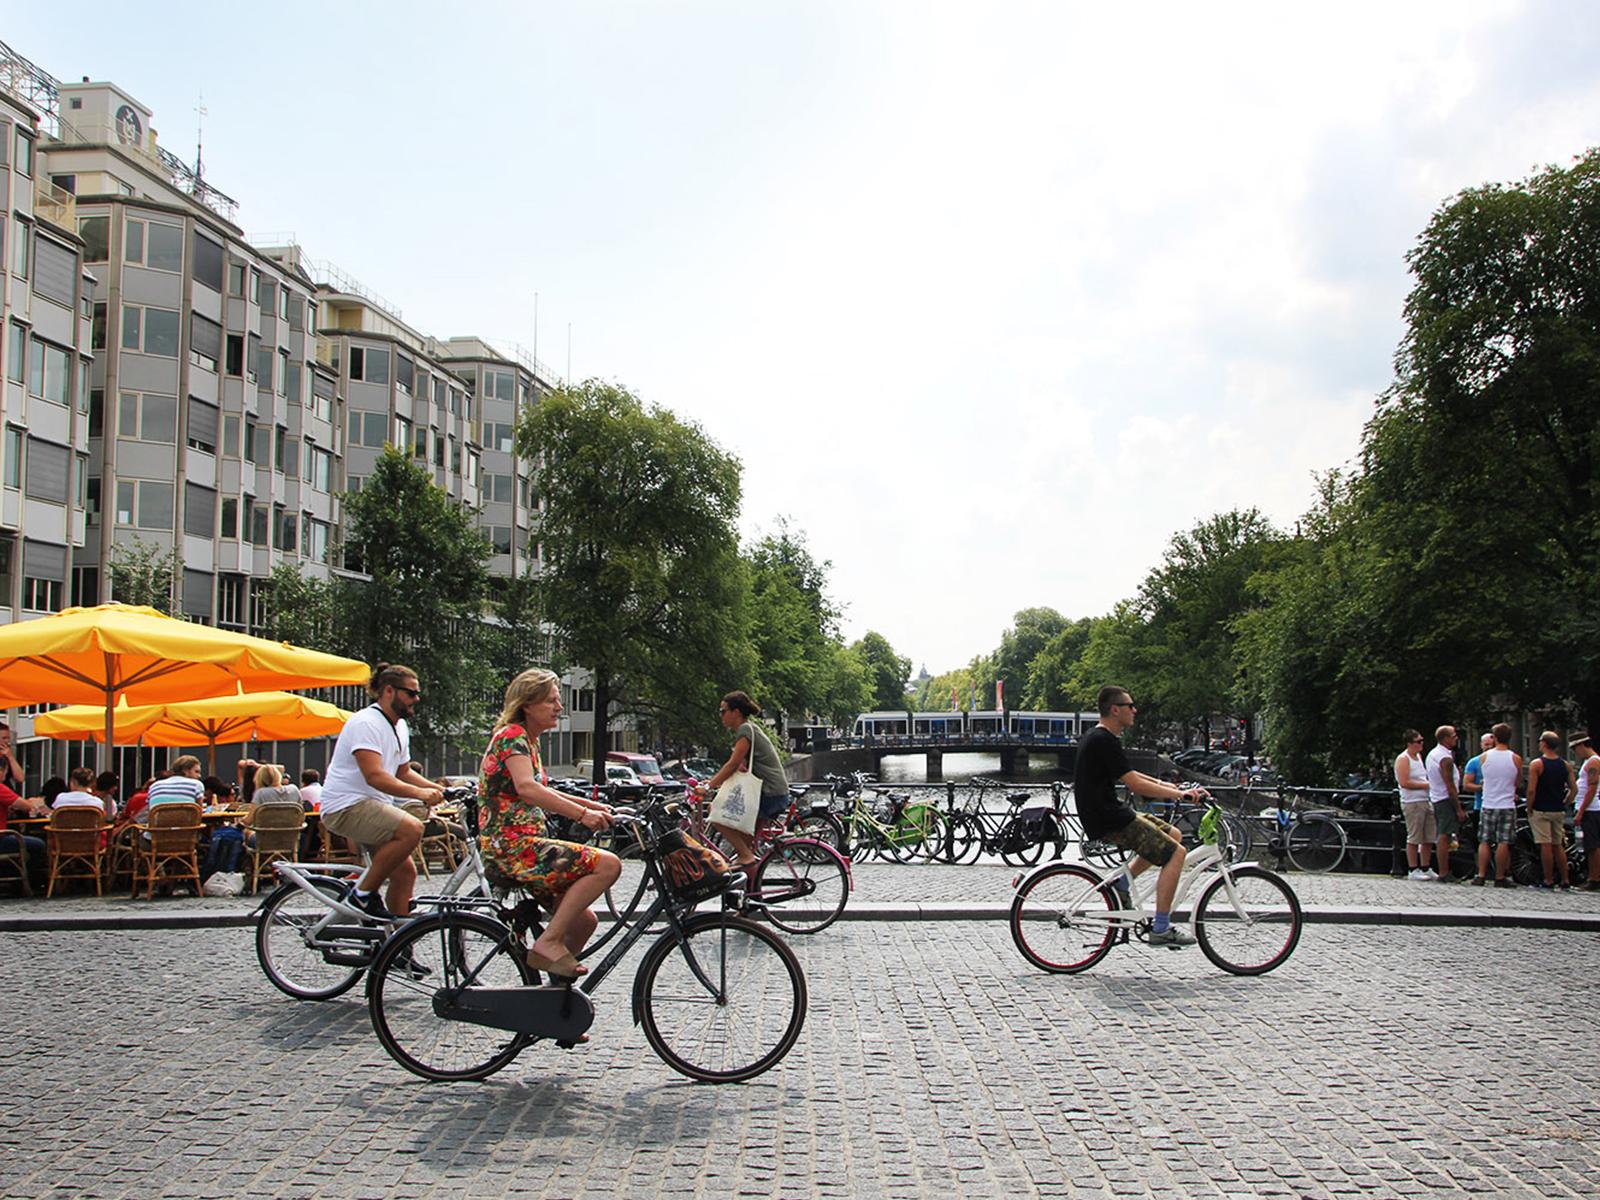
[{"left": 1074, "top": 724, "right": 1135, "bottom": 838}]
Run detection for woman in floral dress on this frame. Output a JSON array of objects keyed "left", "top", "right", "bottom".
[{"left": 478, "top": 668, "right": 621, "bottom": 978}]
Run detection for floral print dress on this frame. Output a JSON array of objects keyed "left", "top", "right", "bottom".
[{"left": 477, "top": 723, "right": 604, "bottom": 906}]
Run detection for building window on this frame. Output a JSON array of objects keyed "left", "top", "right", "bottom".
[
  {"left": 114, "top": 480, "right": 175, "bottom": 529},
  {"left": 393, "top": 416, "right": 412, "bottom": 453},
  {"left": 347, "top": 410, "right": 388, "bottom": 448},
  {"left": 488, "top": 525, "right": 512, "bottom": 555},
  {"left": 412, "top": 427, "right": 428, "bottom": 459},
  {"left": 22, "top": 576, "right": 63, "bottom": 613},
  {"left": 396, "top": 354, "right": 414, "bottom": 395},
  {"left": 182, "top": 569, "right": 213, "bottom": 620},
  {"left": 225, "top": 333, "right": 244, "bottom": 376},
  {"left": 74, "top": 453, "right": 88, "bottom": 510},
  {"left": 249, "top": 503, "right": 268, "bottom": 546},
  {"left": 277, "top": 348, "right": 289, "bottom": 396},
  {"left": 78, "top": 216, "right": 109, "bottom": 263},
  {"left": 14, "top": 128, "right": 33, "bottom": 178},
  {"left": 88, "top": 390, "right": 104, "bottom": 438},
  {"left": 33, "top": 236, "right": 78, "bottom": 308},
  {"left": 124, "top": 218, "right": 182, "bottom": 272},
  {"left": 484, "top": 422, "right": 515, "bottom": 453},
  {"left": 24, "top": 438, "right": 69, "bottom": 505},
  {"left": 90, "top": 302, "right": 107, "bottom": 351},
  {"left": 121, "top": 305, "right": 181, "bottom": 357},
  {"left": 218, "top": 573, "right": 246, "bottom": 628},
  {"left": 304, "top": 516, "right": 330, "bottom": 564},
  {"left": 275, "top": 507, "right": 297, "bottom": 553},
  {"left": 186, "top": 397, "right": 219, "bottom": 454},
  {"left": 223, "top": 415, "right": 240, "bottom": 458},
  {"left": 11, "top": 217, "right": 30, "bottom": 281},
  {"left": 306, "top": 445, "right": 332, "bottom": 492},
  {"left": 27, "top": 339, "right": 71, "bottom": 406},
  {"left": 117, "top": 392, "right": 177, "bottom": 444},
  {"left": 190, "top": 313, "right": 222, "bottom": 371},
  {"left": 485, "top": 473, "right": 513, "bottom": 504},
  {"left": 227, "top": 261, "right": 245, "bottom": 296},
  {"left": 6, "top": 321, "right": 24, "bottom": 385},
  {"left": 71, "top": 565, "right": 99, "bottom": 607},
  {"left": 349, "top": 346, "right": 390, "bottom": 385},
  {"left": 192, "top": 231, "right": 224, "bottom": 293},
  {"left": 3, "top": 426, "right": 22, "bottom": 488},
  {"left": 184, "top": 483, "right": 216, "bottom": 537},
  {"left": 220, "top": 497, "right": 238, "bottom": 539}
]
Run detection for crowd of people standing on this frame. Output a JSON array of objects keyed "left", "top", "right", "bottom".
[{"left": 1395, "top": 724, "right": 1598, "bottom": 889}]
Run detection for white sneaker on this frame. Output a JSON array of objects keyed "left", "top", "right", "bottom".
[
  {"left": 1422, "top": 868, "right": 1439, "bottom": 880},
  {"left": 1407, "top": 868, "right": 1428, "bottom": 880}
]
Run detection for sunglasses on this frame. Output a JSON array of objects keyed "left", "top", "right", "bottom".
[{"left": 397, "top": 687, "right": 421, "bottom": 700}]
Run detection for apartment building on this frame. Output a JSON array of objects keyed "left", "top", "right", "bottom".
[{"left": 0, "top": 44, "right": 612, "bottom": 780}]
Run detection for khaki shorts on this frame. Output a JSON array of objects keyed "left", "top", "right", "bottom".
[
  {"left": 1106, "top": 814, "right": 1182, "bottom": 868},
  {"left": 1528, "top": 809, "right": 1566, "bottom": 845},
  {"left": 322, "top": 797, "right": 409, "bottom": 850},
  {"left": 1402, "top": 800, "right": 1437, "bottom": 845}
]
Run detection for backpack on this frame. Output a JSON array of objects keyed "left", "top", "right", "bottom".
[{"left": 656, "top": 829, "right": 734, "bottom": 904}]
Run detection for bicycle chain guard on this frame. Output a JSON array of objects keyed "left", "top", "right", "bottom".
[{"left": 434, "top": 984, "right": 596, "bottom": 1042}]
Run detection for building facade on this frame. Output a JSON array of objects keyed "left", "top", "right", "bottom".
[{"left": 0, "top": 44, "right": 603, "bottom": 784}]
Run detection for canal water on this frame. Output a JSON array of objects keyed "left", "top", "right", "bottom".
[{"left": 873, "top": 751, "right": 1072, "bottom": 786}]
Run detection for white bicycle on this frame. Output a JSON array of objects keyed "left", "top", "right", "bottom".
[
  {"left": 1008, "top": 806, "right": 1303, "bottom": 976},
  {"left": 254, "top": 786, "right": 492, "bottom": 1000}
]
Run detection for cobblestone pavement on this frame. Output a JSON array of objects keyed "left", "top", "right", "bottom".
[
  {"left": 6, "top": 861, "right": 1600, "bottom": 922},
  {"left": 3, "top": 919, "right": 1597, "bottom": 1198}
]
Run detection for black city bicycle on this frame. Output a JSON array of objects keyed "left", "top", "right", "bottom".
[{"left": 365, "top": 793, "right": 807, "bottom": 1084}]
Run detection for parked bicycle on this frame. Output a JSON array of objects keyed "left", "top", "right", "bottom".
[
  {"left": 1009, "top": 806, "right": 1303, "bottom": 975},
  {"left": 365, "top": 792, "right": 807, "bottom": 1083},
  {"left": 838, "top": 778, "right": 945, "bottom": 861},
  {"left": 1232, "top": 786, "right": 1348, "bottom": 873},
  {"left": 937, "top": 783, "right": 1066, "bottom": 866}
]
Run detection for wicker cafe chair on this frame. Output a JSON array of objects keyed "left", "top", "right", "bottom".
[
  {"left": 318, "top": 815, "right": 362, "bottom": 865},
  {"left": 0, "top": 824, "right": 35, "bottom": 896},
  {"left": 134, "top": 802, "right": 204, "bottom": 899},
  {"left": 246, "top": 804, "right": 305, "bottom": 894},
  {"left": 102, "top": 822, "right": 142, "bottom": 893},
  {"left": 46, "top": 806, "right": 106, "bottom": 898}
]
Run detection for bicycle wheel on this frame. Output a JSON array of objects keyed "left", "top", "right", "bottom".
[
  {"left": 1219, "top": 813, "right": 1254, "bottom": 863},
  {"left": 255, "top": 877, "right": 365, "bottom": 1001},
  {"left": 1286, "top": 815, "right": 1347, "bottom": 873},
  {"left": 1192, "top": 865, "right": 1302, "bottom": 976},
  {"left": 368, "top": 910, "right": 534, "bottom": 1082},
  {"left": 888, "top": 803, "right": 943, "bottom": 862},
  {"left": 941, "top": 814, "right": 985, "bottom": 864},
  {"left": 636, "top": 911, "right": 807, "bottom": 1082},
  {"left": 1008, "top": 863, "right": 1119, "bottom": 974},
  {"left": 753, "top": 839, "right": 849, "bottom": 934},
  {"left": 791, "top": 812, "right": 847, "bottom": 854}
]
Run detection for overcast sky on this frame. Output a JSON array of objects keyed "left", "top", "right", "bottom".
[{"left": 13, "top": 2, "right": 1600, "bottom": 674}]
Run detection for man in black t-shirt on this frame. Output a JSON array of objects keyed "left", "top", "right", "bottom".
[{"left": 1075, "top": 685, "right": 1209, "bottom": 949}]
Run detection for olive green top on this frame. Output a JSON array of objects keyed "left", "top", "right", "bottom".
[{"left": 736, "top": 720, "right": 789, "bottom": 797}]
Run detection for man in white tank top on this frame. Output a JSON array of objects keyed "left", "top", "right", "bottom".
[
  {"left": 1573, "top": 733, "right": 1600, "bottom": 890},
  {"left": 1395, "top": 730, "right": 1436, "bottom": 880},
  {"left": 1424, "top": 725, "right": 1464, "bottom": 883},
  {"left": 1473, "top": 722, "right": 1522, "bottom": 887}
]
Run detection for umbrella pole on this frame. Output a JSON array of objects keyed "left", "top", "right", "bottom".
[
  {"left": 103, "top": 682, "right": 115, "bottom": 775},
  {"left": 208, "top": 737, "right": 218, "bottom": 780}
]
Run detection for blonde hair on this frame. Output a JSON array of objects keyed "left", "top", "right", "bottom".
[
  {"left": 498, "top": 668, "right": 559, "bottom": 732},
  {"left": 254, "top": 763, "right": 283, "bottom": 788}
]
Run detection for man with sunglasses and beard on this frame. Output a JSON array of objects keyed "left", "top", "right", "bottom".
[{"left": 319, "top": 662, "right": 444, "bottom": 920}]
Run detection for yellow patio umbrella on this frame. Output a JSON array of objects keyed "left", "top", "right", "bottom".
[
  {"left": 33, "top": 690, "right": 355, "bottom": 776},
  {"left": 0, "top": 603, "right": 370, "bottom": 769}
]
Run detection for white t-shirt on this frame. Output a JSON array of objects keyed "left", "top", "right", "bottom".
[
  {"left": 1424, "top": 743, "right": 1459, "bottom": 802},
  {"left": 320, "top": 705, "right": 410, "bottom": 817},
  {"left": 52, "top": 791, "right": 105, "bottom": 813},
  {"left": 299, "top": 782, "right": 323, "bottom": 808},
  {"left": 1480, "top": 747, "right": 1519, "bottom": 810}
]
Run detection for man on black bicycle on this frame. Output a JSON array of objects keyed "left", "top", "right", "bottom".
[{"left": 1076, "top": 685, "right": 1209, "bottom": 949}]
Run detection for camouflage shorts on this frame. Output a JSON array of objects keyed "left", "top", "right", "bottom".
[{"left": 1106, "top": 814, "right": 1182, "bottom": 867}]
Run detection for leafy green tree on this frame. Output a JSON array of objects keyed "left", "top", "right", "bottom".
[
  {"left": 744, "top": 521, "right": 843, "bottom": 719},
  {"left": 339, "top": 447, "right": 497, "bottom": 756},
  {"left": 108, "top": 539, "right": 180, "bottom": 613},
  {"left": 519, "top": 381, "right": 743, "bottom": 778},
  {"left": 992, "top": 607, "right": 1068, "bottom": 707},
  {"left": 1024, "top": 617, "right": 1095, "bottom": 709},
  {"left": 262, "top": 563, "right": 339, "bottom": 652},
  {"left": 850, "top": 631, "right": 912, "bottom": 710}
]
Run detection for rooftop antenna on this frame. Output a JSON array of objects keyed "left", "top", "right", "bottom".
[{"left": 193, "top": 90, "right": 207, "bottom": 189}]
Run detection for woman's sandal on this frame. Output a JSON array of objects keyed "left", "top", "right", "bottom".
[{"left": 526, "top": 946, "right": 587, "bottom": 980}]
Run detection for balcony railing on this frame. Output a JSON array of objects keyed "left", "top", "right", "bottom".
[{"left": 33, "top": 177, "right": 75, "bottom": 230}]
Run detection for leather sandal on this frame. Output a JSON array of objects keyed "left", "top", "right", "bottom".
[{"left": 526, "top": 947, "right": 586, "bottom": 980}]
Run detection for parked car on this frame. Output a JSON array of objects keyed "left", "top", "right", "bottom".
[
  {"left": 575, "top": 759, "right": 645, "bottom": 788},
  {"left": 663, "top": 757, "right": 721, "bottom": 782}
]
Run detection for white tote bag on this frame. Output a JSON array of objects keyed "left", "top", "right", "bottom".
[{"left": 708, "top": 757, "right": 759, "bottom": 836}]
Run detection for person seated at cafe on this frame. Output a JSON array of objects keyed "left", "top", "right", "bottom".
[
  {"left": 299, "top": 768, "right": 323, "bottom": 810},
  {"left": 202, "top": 774, "right": 229, "bottom": 806},
  {"left": 40, "top": 776, "right": 67, "bottom": 810},
  {"left": 93, "top": 771, "right": 120, "bottom": 820},
  {"left": 120, "top": 777, "right": 154, "bottom": 824},
  {"left": 141, "top": 757, "right": 205, "bottom": 819},
  {"left": 240, "top": 763, "right": 307, "bottom": 850},
  {"left": 0, "top": 782, "right": 48, "bottom": 889},
  {"left": 52, "top": 766, "right": 106, "bottom": 813}
]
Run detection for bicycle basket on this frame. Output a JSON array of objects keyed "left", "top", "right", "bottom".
[
  {"left": 1198, "top": 806, "right": 1223, "bottom": 847},
  {"left": 655, "top": 829, "right": 734, "bottom": 905}
]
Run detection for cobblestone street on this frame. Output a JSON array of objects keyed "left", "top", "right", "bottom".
[{"left": 3, "top": 914, "right": 1597, "bottom": 1198}]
